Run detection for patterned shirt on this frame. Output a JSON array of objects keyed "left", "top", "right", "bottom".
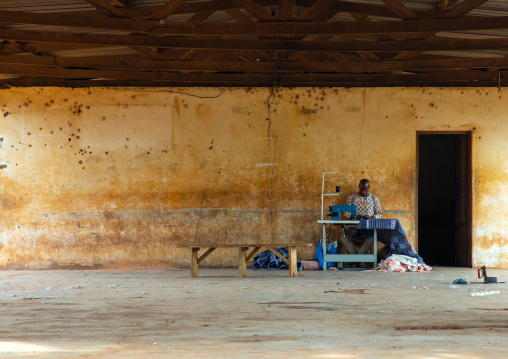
[{"left": 344, "top": 193, "right": 382, "bottom": 229}]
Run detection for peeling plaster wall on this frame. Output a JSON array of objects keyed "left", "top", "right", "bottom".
[{"left": 0, "top": 87, "right": 505, "bottom": 269}]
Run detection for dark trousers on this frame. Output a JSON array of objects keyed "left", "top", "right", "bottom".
[{"left": 341, "top": 228, "right": 374, "bottom": 255}]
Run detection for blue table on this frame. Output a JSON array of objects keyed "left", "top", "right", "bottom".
[{"left": 317, "top": 219, "right": 378, "bottom": 270}]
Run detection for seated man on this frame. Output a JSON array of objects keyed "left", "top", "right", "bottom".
[{"left": 342, "top": 179, "right": 382, "bottom": 256}]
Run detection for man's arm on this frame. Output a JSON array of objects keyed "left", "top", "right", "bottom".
[
  {"left": 360, "top": 195, "right": 382, "bottom": 220},
  {"left": 373, "top": 195, "right": 382, "bottom": 219},
  {"left": 343, "top": 195, "right": 354, "bottom": 219}
]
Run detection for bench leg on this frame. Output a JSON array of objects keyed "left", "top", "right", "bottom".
[
  {"left": 289, "top": 246, "right": 297, "bottom": 277},
  {"left": 239, "top": 247, "right": 248, "bottom": 277},
  {"left": 191, "top": 248, "right": 199, "bottom": 278}
]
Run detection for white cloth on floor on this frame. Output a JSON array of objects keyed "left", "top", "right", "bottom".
[{"left": 372, "top": 254, "right": 432, "bottom": 272}]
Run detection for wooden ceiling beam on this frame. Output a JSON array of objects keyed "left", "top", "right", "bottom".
[
  {"left": 2, "top": 42, "right": 108, "bottom": 54},
  {"left": 286, "top": 34, "right": 342, "bottom": 61},
  {"left": 151, "top": 17, "right": 508, "bottom": 35},
  {"left": 4, "top": 76, "right": 505, "bottom": 88},
  {"left": 188, "top": 11, "right": 216, "bottom": 24},
  {"left": 85, "top": 0, "right": 126, "bottom": 17},
  {"left": 277, "top": 0, "right": 294, "bottom": 20},
  {"left": 380, "top": 0, "right": 418, "bottom": 20},
  {"left": 329, "top": 1, "right": 430, "bottom": 19},
  {"left": 0, "top": 67, "right": 501, "bottom": 85},
  {"left": 438, "top": 0, "right": 489, "bottom": 19},
  {"left": 36, "top": 0, "right": 407, "bottom": 20},
  {"left": 348, "top": 12, "right": 393, "bottom": 61},
  {"left": 0, "top": 10, "right": 158, "bottom": 33},
  {"left": 0, "top": 6, "right": 488, "bottom": 35},
  {"left": 436, "top": 0, "right": 459, "bottom": 12},
  {"left": 297, "top": 0, "right": 338, "bottom": 21},
  {"left": 148, "top": 0, "right": 189, "bottom": 20},
  {"left": 231, "top": 0, "right": 275, "bottom": 21},
  {"left": 6, "top": 0, "right": 451, "bottom": 22},
  {"left": 389, "top": 0, "right": 489, "bottom": 61},
  {"left": 110, "top": 0, "right": 130, "bottom": 7},
  {"left": 5, "top": 28, "right": 508, "bottom": 53},
  {"left": 2, "top": 53, "right": 508, "bottom": 73},
  {"left": 129, "top": 47, "right": 171, "bottom": 60},
  {"left": 226, "top": 8, "right": 256, "bottom": 22}
]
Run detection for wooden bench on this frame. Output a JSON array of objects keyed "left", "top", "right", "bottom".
[{"left": 179, "top": 243, "right": 313, "bottom": 277}]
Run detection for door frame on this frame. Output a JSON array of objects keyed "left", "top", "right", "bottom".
[{"left": 416, "top": 131, "right": 473, "bottom": 267}]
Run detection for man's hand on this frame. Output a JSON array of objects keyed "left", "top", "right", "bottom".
[{"left": 351, "top": 215, "right": 373, "bottom": 220}]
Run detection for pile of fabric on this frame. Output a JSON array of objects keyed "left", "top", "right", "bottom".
[
  {"left": 372, "top": 254, "right": 432, "bottom": 272},
  {"left": 359, "top": 219, "right": 425, "bottom": 264},
  {"left": 250, "top": 247, "right": 289, "bottom": 269}
]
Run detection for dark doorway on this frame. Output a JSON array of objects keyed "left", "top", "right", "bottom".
[{"left": 417, "top": 133, "right": 472, "bottom": 267}]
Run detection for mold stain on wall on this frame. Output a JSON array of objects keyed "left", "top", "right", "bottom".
[{"left": 0, "top": 87, "right": 506, "bottom": 268}]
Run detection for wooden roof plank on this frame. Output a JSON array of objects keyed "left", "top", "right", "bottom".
[
  {"left": 438, "top": 0, "right": 489, "bottom": 19},
  {"left": 151, "top": 17, "right": 508, "bottom": 35},
  {"left": 3, "top": 53, "right": 508, "bottom": 73},
  {"left": 148, "top": 0, "right": 190, "bottom": 20},
  {"left": 297, "top": 0, "right": 339, "bottom": 21},
  {"left": 435, "top": 0, "right": 460, "bottom": 12},
  {"left": 0, "top": 65, "right": 501, "bottom": 84},
  {"left": 230, "top": 0, "right": 275, "bottom": 21},
  {"left": 225, "top": 8, "right": 256, "bottom": 22},
  {"left": 85, "top": 0, "right": 126, "bottom": 17},
  {"left": 5, "top": 28, "right": 508, "bottom": 53},
  {"left": 188, "top": 11, "right": 216, "bottom": 24},
  {"left": 277, "top": 0, "right": 294, "bottom": 20},
  {"left": 0, "top": 9, "right": 159, "bottom": 32},
  {"left": 110, "top": 0, "right": 130, "bottom": 7},
  {"left": 0, "top": 8, "right": 500, "bottom": 35},
  {"left": 380, "top": 0, "right": 418, "bottom": 20}
]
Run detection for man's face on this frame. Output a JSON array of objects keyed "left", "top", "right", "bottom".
[{"left": 359, "top": 182, "right": 370, "bottom": 197}]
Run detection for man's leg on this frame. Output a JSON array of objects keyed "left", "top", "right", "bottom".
[
  {"left": 358, "top": 237, "right": 374, "bottom": 254},
  {"left": 341, "top": 228, "right": 360, "bottom": 254}
]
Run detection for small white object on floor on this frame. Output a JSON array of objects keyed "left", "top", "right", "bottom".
[{"left": 470, "top": 291, "right": 500, "bottom": 297}]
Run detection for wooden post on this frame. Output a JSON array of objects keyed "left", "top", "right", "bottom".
[
  {"left": 191, "top": 248, "right": 199, "bottom": 278},
  {"left": 239, "top": 247, "right": 248, "bottom": 277},
  {"left": 289, "top": 246, "right": 297, "bottom": 277}
]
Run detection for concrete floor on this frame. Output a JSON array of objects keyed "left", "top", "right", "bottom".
[{"left": 1, "top": 267, "right": 507, "bottom": 359}]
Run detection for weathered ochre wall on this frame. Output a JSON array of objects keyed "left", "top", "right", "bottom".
[{"left": 0, "top": 87, "right": 505, "bottom": 269}]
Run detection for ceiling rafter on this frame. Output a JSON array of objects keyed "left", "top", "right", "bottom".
[
  {"left": 437, "top": 0, "right": 490, "bottom": 19},
  {"left": 150, "top": 17, "right": 508, "bottom": 35},
  {"left": 0, "top": 6, "right": 488, "bottom": 35},
  {"left": 188, "top": 11, "right": 217, "bottom": 24},
  {"left": 230, "top": 0, "right": 275, "bottom": 21},
  {"left": 110, "top": 0, "right": 130, "bottom": 7},
  {"left": 380, "top": 0, "right": 418, "bottom": 19},
  {"left": 435, "top": 0, "right": 459, "bottom": 12},
  {"left": 85, "top": 0, "right": 126, "bottom": 17},
  {"left": 46, "top": 0, "right": 413, "bottom": 19},
  {"left": 297, "top": 0, "right": 339, "bottom": 21},
  {"left": 6, "top": 27, "right": 508, "bottom": 53},
  {"left": 391, "top": 0, "right": 489, "bottom": 61},
  {"left": 0, "top": 66, "right": 501, "bottom": 84},
  {"left": 148, "top": 0, "right": 190, "bottom": 20},
  {"left": 226, "top": 8, "right": 256, "bottom": 22},
  {"left": 277, "top": 0, "right": 294, "bottom": 20},
  {"left": 3, "top": 53, "right": 508, "bottom": 74}
]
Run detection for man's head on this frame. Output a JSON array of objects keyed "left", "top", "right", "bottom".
[{"left": 358, "top": 179, "right": 370, "bottom": 197}]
